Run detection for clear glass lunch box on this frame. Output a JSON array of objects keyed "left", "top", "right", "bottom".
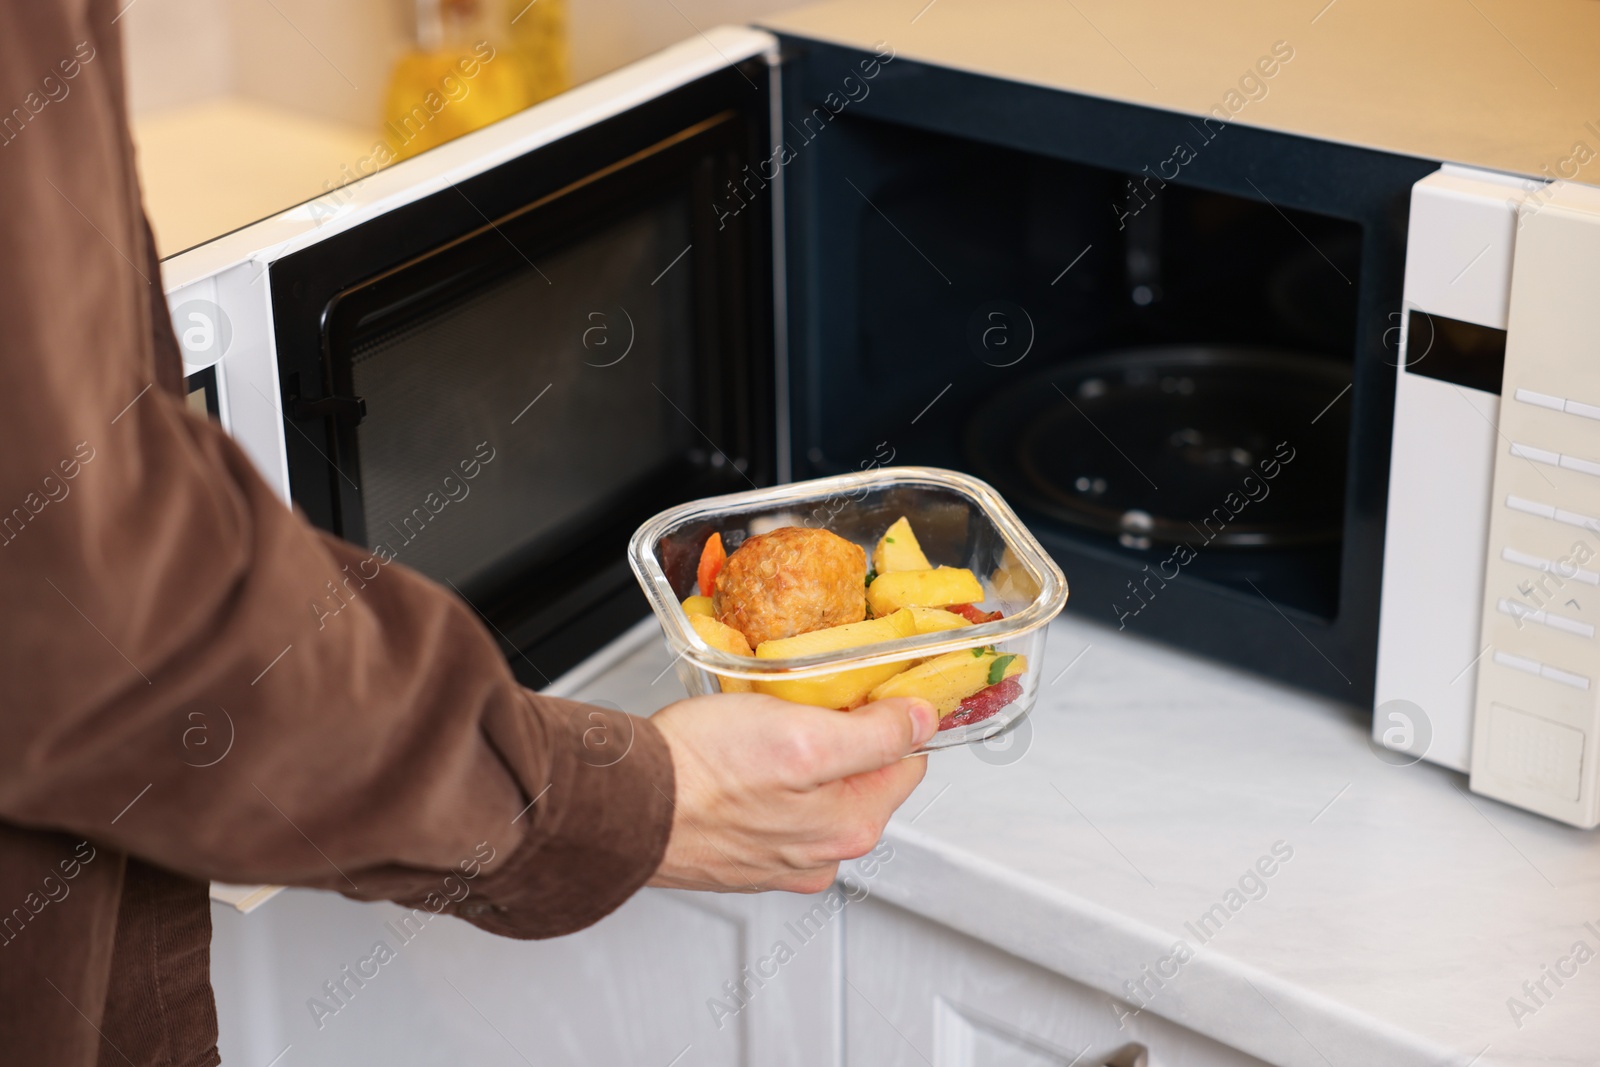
[{"left": 627, "top": 467, "right": 1069, "bottom": 751}]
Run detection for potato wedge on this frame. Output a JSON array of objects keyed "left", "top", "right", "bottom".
[
  {"left": 752, "top": 608, "right": 917, "bottom": 709},
  {"left": 866, "top": 567, "right": 985, "bottom": 616},
  {"left": 869, "top": 648, "right": 1026, "bottom": 716},
  {"left": 907, "top": 606, "right": 975, "bottom": 634},
  {"left": 754, "top": 660, "right": 910, "bottom": 709},
  {"left": 682, "top": 595, "right": 716, "bottom": 617},
  {"left": 688, "top": 614, "right": 755, "bottom": 693},
  {"left": 872, "top": 516, "right": 932, "bottom": 573},
  {"left": 754, "top": 608, "right": 917, "bottom": 659}
]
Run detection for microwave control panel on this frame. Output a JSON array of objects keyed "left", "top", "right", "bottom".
[
  {"left": 1472, "top": 182, "right": 1600, "bottom": 828},
  {"left": 1375, "top": 166, "right": 1522, "bottom": 775}
]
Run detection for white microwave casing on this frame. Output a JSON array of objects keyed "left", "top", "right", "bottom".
[
  {"left": 1377, "top": 166, "right": 1600, "bottom": 827},
  {"left": 1374, "top": 165, "right": 1529, "bottom": 774}
]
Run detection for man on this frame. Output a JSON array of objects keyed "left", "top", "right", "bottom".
[{"left": 0, "top": 5, "right": 933, "bottom": 1064}]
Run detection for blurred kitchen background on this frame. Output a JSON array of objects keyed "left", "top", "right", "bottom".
[{"left": 124, "top": 0, "right": 789, "bottom": 255}]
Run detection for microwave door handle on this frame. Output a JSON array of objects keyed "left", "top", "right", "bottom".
[{"left": 289, "top": 393, "right": 368, "bottom": 426}]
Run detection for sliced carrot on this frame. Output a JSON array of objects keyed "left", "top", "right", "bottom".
[{"left": 697, "top": 532, "right": 727, "bottom": 597}]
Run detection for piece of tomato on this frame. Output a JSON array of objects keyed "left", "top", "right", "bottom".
[
  {"left": 697, "top": 532, "right": 727, "bottom": 597},
  {"left": 938, "top": 676, "right": 1023, "bottom": 731},
  {"left": 945, "top": 602, "right": 1004, "bottom": 624}
]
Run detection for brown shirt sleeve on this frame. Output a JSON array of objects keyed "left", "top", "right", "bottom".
[{"left": 0, "top": 1, "right": 673, "bottom": 939}]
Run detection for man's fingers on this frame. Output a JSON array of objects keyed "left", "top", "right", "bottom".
[
  {"left": 771, "top": 864, "right": 843, "bottom": 896},
  {"left": 792, "top": 756, "right": 926, "bottom": 868},
  {"left": 786, "top": 697, "right": 937, "bottom": 786},
  {"left": 836, "top": 752, "right": 928, "bottom": 821}
]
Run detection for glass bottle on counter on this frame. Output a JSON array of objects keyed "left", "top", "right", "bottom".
[
  {"left": 505, "top": 0, "right": 570, "bottom": 106},
  {"left": 382, "top": 0, "right": 566, "bottom": 162}
]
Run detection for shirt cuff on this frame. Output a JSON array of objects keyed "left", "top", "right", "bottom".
[{"left": 446, "top": 696, "right": 676, "bottom": 939}]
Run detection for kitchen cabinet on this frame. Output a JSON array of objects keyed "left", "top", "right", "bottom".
[
  {"left": 212, "top": 882, "right": 1276, "bottom": 1067},
  {"left": 211, "top": 884, "right": 840, "bottom": 1067},
  {"left": 843, "top": 898, "right": 1268, "bottom": 1067}
]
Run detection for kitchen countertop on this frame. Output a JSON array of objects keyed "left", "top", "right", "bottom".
[
  {"left": 576, "top": 611, "right": 1600, "bottom": 1067},
  {"left": 134, "top": 98, "right": 376, "bottom": 257}
]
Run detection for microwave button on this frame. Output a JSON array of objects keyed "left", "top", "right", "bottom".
[
  {"left": 1493, "top": 650, "right": 1543, "bottom": 676},
  {"left": 1504, "top": 443, "right": 1600, "bottom": 479},
  {"left": 1503, "top": 545, "right": 1553, "bottom": 571},
  {"left": 1545, "top": 612, "right": 1595, "bottom": 638},
  {"left": 1541, "top": 664, "right": 1592, "bottom": 690},
  {"left": 1560, "top": 454, "right": 1600, "bottom": 478},
  {"left": 1501, "top": 598, "right": 1597, "bottom": 638},
  {"left": 1498, "top": 598, "right": 1547, "bottom": 627},
  {"left": 1502, "top": 545, "right": 1600, "bottom": 585},
  {"left": 1510, "top": 441, "right": 1561, "bottom": 466},
  {"left": 1486, "top": 703, "right": 1586, "bottom": 802},
  {"left": 1554, "top": 506, "right": 1600, "bottom": 531},
  {"left": 1490, "top": 650, "right": 1593, "bottom": 690},
  {"left": 1507, "top": 495, "right": 1557, "bottom": 519},
  {"left": 1515, "top": 387, "right": 1566, "bottom": 411}
]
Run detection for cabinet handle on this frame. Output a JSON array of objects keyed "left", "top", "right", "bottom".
[{"left": 1101, "top": 1043, "right": 1149, "bottom": 1067}]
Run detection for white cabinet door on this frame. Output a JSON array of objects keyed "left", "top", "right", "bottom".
[
  {"left": 211, "top": 884, "right": 839, "bottom": 1067},
  {"left": 844, "top": 899, "right": 1268, "bottom": 1067}
]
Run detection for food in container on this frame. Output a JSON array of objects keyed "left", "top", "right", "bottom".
[
  {"left": 713, "top": 526, "right": 868, "bottom": 646},
  {"left": 627, "top": 467, "right": 1068, "bottom": 750}
]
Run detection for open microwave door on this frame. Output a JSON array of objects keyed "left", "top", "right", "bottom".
[{"left": 161, "top": 27, "right": 781, "bottom": 690}]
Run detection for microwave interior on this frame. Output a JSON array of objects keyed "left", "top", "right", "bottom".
[
  {"left": 776, "top": 39, "right": 1431, "bottom": 701},
  {"left": 267, "top": 41, "right": 1430, "bottom": 697},
  {"left": 792, "top": 114, "right": 1364, "bottom": 620}
]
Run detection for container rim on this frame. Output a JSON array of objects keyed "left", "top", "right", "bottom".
[{"left": 626, "top": 466, "right": 1069, "bottom": 680}]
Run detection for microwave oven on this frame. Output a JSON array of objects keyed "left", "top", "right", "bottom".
[{"left": 160, "top": 22, "right": 1600, "bottom": 826}]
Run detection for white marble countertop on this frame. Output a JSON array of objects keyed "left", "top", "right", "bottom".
[{"left": 580, "top": 612, "right": 1600, "bottom": 1067}]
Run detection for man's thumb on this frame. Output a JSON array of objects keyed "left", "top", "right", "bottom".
[{"left": 805, "top": 697, "right": 937, "bottom": 783}]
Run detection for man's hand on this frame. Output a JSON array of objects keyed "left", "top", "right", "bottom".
[{"left": 647, "top": 693, "right": 937, "bottom": 894}]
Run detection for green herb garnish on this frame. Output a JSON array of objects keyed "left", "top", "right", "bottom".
[
  {"left": 865, "top": 569, "right": 877, "bottom": 587},
  {"left": 987, "top": 654, "right": 1016, "bottom": 686},
  {"left": 971, "top": 647, "right": 984, "bottom": 657},
  {"left": 885, "top": 537, "right": 896, "bottom": 543}
]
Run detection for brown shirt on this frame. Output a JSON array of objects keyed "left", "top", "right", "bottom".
[{"left": 0, "top": 5, "right": 675, "bottom": 1065}]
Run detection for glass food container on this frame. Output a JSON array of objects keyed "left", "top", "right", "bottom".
[{"left": 627, "top": 467, "right": 1069, "bottom": 751}]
